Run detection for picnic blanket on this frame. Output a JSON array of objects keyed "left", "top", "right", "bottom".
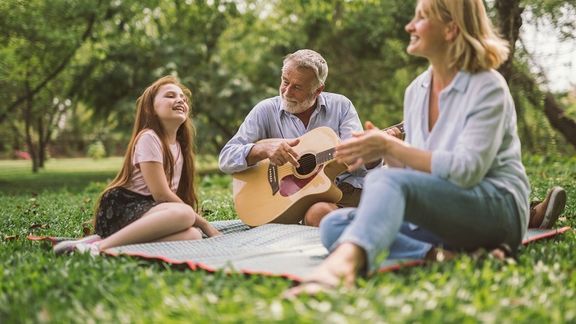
[
  {"left": 29, "top": 221, "right": 571, "bottom": 282},
  {"left": 43, "top": 221, "right": 569, "bottom": 282}
]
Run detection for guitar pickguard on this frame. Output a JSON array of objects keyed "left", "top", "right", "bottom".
[{"left": 279, "top": 167, "right": 322, "bottom": 197}]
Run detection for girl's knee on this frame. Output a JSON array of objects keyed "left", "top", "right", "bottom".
[
  {"left": 184, "top": 227, "right": 203, "bottom": 240},
  {"left": 170, "top": 203, "right": 197, "bottom": 227}
]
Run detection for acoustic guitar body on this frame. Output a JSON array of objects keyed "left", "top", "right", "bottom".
[{"left": 232, "top": 127, "right": 347, "bottom": 226}]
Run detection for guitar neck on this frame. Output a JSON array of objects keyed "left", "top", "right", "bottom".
[
  {"left": 313, "top": 122, "right": 404, "bottom": 165},
  {"left": 316, "top": 148, "right": 336, "bottom": 164},
  {"left": 385, "top": 122, "right": 404, "bottom": 135}
]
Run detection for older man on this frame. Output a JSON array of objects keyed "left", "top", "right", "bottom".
[{"left": 219, "top": 49, "right": 372, "bottom": 226}]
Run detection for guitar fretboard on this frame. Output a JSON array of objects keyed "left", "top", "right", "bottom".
[
  {"left": 316, "top": 148, "right": 335, "bottom": 164},
  {"left": 313, "top": 122, "right": 404, "bottom": 164}
]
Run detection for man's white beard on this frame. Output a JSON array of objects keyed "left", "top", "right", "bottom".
[{"left": 281, "top": 92, "right": 317, "bottom": 114}]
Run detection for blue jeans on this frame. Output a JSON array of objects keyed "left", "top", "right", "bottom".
[
  {"left": 321, "top": 214, "right": 438, "bottom": 260},
  {"left": 319, "top": 168, "right": 522, "bottom": 272}
]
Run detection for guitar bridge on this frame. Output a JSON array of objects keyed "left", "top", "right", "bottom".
[{"left": 267, "top": 164, "right": 279, "bottom": 195}]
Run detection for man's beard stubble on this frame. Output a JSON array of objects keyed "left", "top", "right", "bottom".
[{"left": 280, "top": 91, "right": 318, "bottom": 114}]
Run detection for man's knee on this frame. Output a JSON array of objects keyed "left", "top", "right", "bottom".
[{"left": 304, "top": 202, "right": 337, "bottom": 227}]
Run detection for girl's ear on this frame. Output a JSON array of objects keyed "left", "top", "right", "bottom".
[{"left": 445, "top": 21, "right": 459, "bottom": 42}]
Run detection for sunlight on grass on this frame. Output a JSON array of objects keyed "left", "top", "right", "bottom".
[
  {"left": 0, "top": 154, "right": 574, "bottom": 322},
  {"left": 0, "top": 157, "right": 123, "bottom": 177},
  {"left": 0, "top": 156, "right": 222, "bottom": 195},
  {"left": 0, "top": 155, "right": 219, "bottom": 177}
]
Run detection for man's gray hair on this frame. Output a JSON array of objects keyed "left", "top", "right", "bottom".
[{"left": 282, "top": 49, "right": 328, "bottom": 86}]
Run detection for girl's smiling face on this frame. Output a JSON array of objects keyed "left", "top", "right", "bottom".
[{"left": 153, "top": 83, "right": 189, "bottom": 125}]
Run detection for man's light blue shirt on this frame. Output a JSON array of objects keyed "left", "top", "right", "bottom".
[{"left": 218, "top": 92, "right": 366, "bottom": 188}]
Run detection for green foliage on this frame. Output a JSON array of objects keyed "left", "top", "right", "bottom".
[
  {"left": 0, "top": 156, "right": 575, "bottom": 322},
  {"left": 86, "top": 141, "right": 107, "bottom": 160},
  {"left": 1, "top": 0, "right": 575, "bottom": 160}
]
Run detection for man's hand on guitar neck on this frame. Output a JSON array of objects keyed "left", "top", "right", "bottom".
[{"left": 247, "top": 138, "right": 301, "bottom": 167}]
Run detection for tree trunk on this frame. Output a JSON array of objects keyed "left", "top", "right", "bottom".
[
  {"left": 495, "top": 0, "right": 576, "bottom": 149},
  {"left": 494, "top": 0, "right": 523, "bottom": 82},
  {"left": 24, "top": 80, "right": 39, "bottom": 173},
  {"left": 38, "top": 116, "right": 46, "bottom": 168},
  {"left": 544, "top": 93, "right": 576, "bottom": 147}
]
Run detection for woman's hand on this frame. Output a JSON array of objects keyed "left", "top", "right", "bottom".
[{"left": 335, "top": 121, "right": 399, "bottom": 172}]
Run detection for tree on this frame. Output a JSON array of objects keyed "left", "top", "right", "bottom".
[
  {"left": 494, "top": 0, "right": 576, "bottom": 150},
  {"left": 0, "top": 0, "right": 107, "bottom": 171}
]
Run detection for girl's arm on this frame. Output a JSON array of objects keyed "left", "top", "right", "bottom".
[
  {"left": 141, "top": 161, "right": 221, "bottom": 237},
  {"left": 140, "top": 162, "right": 183, "bottom": 203}
]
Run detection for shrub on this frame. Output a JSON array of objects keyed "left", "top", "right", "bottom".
[{"left": 87, "top": 141, "right": 106, "bottom": 160}]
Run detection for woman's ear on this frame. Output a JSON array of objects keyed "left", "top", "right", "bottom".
[{"left": 445, "top": 21, "right": 459, "bottom": 42}]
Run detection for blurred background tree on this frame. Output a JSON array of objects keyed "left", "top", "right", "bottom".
[{"left": 1, "top": 0, "right": 574, "bottom": 172}]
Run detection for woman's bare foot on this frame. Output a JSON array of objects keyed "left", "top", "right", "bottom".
[{"left": 283, "top": 243, "right": 366, "bottom": 298}]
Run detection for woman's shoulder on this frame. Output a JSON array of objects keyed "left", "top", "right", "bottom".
[{"left": 468, "top": 69, "right": 508, "bottom": 88}]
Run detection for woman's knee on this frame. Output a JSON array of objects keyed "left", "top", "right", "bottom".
[
  {"left": 365, "top": 168, "right": 407, "bottom": 186},
  {"left": 319, "top": 208, "right": 355, "bottom": 249}
]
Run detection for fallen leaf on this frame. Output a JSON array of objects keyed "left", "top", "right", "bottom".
[{"left": 29, "top": 223, "right": 50, "bottom": 230}]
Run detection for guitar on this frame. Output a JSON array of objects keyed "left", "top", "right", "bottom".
[{"left": 232, "top": 123, "right": 405, "bottom": 226}]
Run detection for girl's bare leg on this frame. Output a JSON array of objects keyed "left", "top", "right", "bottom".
[
  {"left": 98, "top": 202, "right": 197, "bottom": 250},
  {"left": 153, "top": 227, "right": 203, "bottom": 242}
]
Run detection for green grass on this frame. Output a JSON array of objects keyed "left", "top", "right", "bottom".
[{"left": 1, "top": 156, "right": 575, "bottom": 323}]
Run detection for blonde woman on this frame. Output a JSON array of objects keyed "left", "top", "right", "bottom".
[{"left": 287, "top": 0, "right": 530, "bottom": 295}]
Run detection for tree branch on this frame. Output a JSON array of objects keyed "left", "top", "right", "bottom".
[{"left": 0, "top": 2, "right": 101, "bottom": 123}]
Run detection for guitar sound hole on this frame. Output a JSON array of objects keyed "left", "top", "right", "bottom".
[{"left": 296, "top": 153, "right": 317, "bottom": 176}]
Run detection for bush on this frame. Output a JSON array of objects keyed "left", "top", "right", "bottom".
[{"left": 87, "top": 141, "right": 106, "bottom": 160}]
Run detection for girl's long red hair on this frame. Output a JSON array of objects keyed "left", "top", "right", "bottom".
[{"left": 93, "top": 76, "right": 199, "bottom": 225}]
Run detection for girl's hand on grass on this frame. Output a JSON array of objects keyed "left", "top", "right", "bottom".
[{"left": 194, "top": 215, "right": 222, "bottom": 237}]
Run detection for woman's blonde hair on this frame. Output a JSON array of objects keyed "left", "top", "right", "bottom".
[
  {"left": 424, "top": 0, "right": 510, "bottom": 72},
  {"left": 93, "top": 76, "right": 199, "bottom": 223}
]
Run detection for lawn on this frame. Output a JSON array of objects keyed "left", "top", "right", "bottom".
[{"left": 0, "top": 156, "right": 575, "bottom": 323}]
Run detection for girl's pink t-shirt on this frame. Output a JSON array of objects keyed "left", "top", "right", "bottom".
[{"left": 124, "top": 129, "right": 183, "bottom": 196}]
